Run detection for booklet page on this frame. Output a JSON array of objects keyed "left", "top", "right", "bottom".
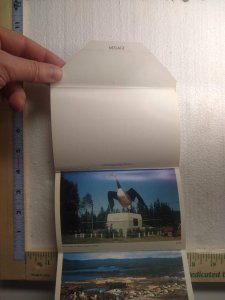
[
  {"left": 52, "top": 41, "right": 193, "bottom": 299},
  {"left": 51, "top": 88, "right": 180, "bottom": 172}
]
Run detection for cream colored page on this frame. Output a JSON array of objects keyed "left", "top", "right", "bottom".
[
  {"left": 55, "top": 252, "right": 63, "bottom": 300},
  {"left": 56, "top": 41, "right": 175, "bottom": 88},
  {"left": 51, "top": 88, "right": 179, "bottom": 172},
  {"left": 182, "top": 251, "right": 195, "bottom": 300}
]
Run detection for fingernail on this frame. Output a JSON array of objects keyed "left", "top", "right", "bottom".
[
  {"left": 51, "top": 66, "right": 63, "bottom": 82},
  {"left": 57, "top": 57, "right": 66, "bottom": 67},
  {"left": 16, "top": 98, "right": 25, "bottom": 112},
  {"left": 9, "top": 94, "right": 25, "bottom": 112}
]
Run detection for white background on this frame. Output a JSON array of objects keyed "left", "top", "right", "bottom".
[{"left": 23, "top": 0, "right": 225, "bottom": 251}]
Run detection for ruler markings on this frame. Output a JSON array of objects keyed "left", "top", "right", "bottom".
[
  {"left": 25, "top": 252, "right": 58, "bottom": 281},
  {"left": 12, "top": 0, "right": 25, "bottom": 260},
  {"left": 25, "top": 251, "right": 225, "bottom": 282},
  {"left": 188, "top": 251, "right": 225, "bottom": 282}
]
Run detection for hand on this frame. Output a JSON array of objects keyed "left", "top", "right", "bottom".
[{"left": 0, "top": 27, "right": 65, "bottom": 112}]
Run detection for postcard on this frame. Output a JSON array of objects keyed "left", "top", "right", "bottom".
[
  {"left": 55, "top": 168, "right": 185, "bottom": 252},
  {"left": 55, "top": 250, "right": 193, "bottom": 300}
]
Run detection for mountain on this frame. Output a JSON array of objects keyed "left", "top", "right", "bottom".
[{"left": 62, "top": 256, "right": 184, "bottom": 277}]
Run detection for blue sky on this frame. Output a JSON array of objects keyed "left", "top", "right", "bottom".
[
  {"left": 62, "top": 168, "right": 180, "bottom": 214},
  {"left": 63, "top": 251, "right": 182, "bottom": 261}
]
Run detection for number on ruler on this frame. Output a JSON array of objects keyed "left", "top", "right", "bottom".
[
  {"left": 12, "top": 0, "right": 24, "bottom": 261},
  {"left": 13, "top": 0, "right": 22, "bottom": 11}
]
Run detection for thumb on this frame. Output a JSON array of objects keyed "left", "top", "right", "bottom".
[{"left": 0, "top": 50, "right": 63, "bottom": 88}]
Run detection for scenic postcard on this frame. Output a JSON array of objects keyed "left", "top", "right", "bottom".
[
  {"left": 57, "top": 168, "right": 183, "bottom": 250},
  {"left": 55, "top": 170, "right": 192, "bottom": 299},
  {"left": 56, "top": 250, "right": 193, "bottom": 300}
]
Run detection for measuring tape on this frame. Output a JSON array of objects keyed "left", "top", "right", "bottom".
[{"left": 12, "top": 0, "right": 25, "bottom": 260}]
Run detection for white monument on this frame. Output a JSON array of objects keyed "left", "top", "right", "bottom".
[{"left": 107, "top": 212, "right": 142, "bottom": 237}]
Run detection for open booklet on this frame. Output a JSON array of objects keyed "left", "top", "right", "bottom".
[{"left": 51, "top": 42, "right": 194, "bottom": 299}]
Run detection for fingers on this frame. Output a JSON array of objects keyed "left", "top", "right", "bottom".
[
  {"left": 0, "top": 50, "right": 63, "bottom": 88},
  {"left": 0, "top": 27, "right": 65, "bottom": 67},
  {"left": 3, "top": 82, "right": 26, "bottom": 112},
  {"left": 0, "top": 27, "right": 65, "bottom": 112}
]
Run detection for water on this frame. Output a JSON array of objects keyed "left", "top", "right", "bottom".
[
  {"left": 62, "top": 265, "right": 120, "bottom": 282},
  {"left": 62, "top": 274, "right": 97, "bottom": 281}
]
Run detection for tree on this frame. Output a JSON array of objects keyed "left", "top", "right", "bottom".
[
  {"left": 60, "top": 175, "right": 80, "bottom": 234},
  {"left": 151, "top": 198, "right": 179, "bottom": 227},
  {"left": 96, "top": 206, "right": 108, "bottom": 229},
  {"left": 79, "top": 193, "right": 94, "bottom": 233}
]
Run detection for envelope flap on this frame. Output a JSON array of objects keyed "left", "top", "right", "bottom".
[{"left": 54, "top": 41, "right": 176, "bottom": 88}]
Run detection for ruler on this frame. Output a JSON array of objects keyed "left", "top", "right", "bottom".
[
  {"left": 24, "top": 250, "right": 225, "bottom": 283},
  {"left": 12, "top": 0, "right": 25, "bottom": 260},
  {"left": 25, "top": 250, "right": 225, "bottom": 283},
  {"left": 3, "top": 247, "right": 225, "bottom": 282},
  {"left": 26, "top": 252, "right": 57, "bottom": 281},
  {"left": 187, "top": 250, "right": 225, "bottom": 283},
  {"left": 0, "top": 0, "right": 26, "bottom": 280}
]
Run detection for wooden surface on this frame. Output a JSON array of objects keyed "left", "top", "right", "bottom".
[{"left": 0, "top": 0, "right": 12, "bottom": 29}]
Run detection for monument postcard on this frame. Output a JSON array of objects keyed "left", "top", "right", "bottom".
[{"left": 55, "top": 168, "right": 185, "bottom": 252}]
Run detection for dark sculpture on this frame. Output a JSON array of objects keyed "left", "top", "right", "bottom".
[{"left": 108, "top": 174, "right": 148, "bottom": 213}]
